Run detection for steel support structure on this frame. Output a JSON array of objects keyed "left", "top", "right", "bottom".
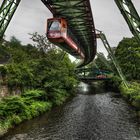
[
  {"left": 76, "top": 67, "right": 111, "bottom": 81},
  {"left": 96, "top": 30, "right": 128, "bottom": 88},
  {"left": 115, "top": 0, "right": 140, "bottom": 43},
  {"left": 41, "top": 0, "right": 97, "bottom": 66},
  {"left": 0, "top": 0, "right": 21, "bottom": 39},
  {"left": 76, "top": 67, "right": 111, "bottom": 75}
]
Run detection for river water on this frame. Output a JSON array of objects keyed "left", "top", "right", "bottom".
[{"left": 1, "top": 82, "right": 140, "bottom": 140}]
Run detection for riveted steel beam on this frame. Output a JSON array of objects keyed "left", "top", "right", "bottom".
[
  {"left": 115, "top": 0, "right": 140, "bottom": 43},
  {"left": 41, "top": 0, "right": 97, "bottom": 66},
  {"left": 96, "top": 29, "right": 128, "bottom": 88},
  {"left": 0, "top": 0, "right": 21, "bottom": 39}
]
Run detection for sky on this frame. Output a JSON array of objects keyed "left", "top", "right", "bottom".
[{"left": 2, "top": 0, "right": 140, "bottom": 56}]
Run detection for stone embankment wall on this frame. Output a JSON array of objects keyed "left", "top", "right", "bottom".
[
  {"left": 0, "top": 85, "right": 8, "bottom": 99},
  {"left": 0, "top": 73, "right": 8, "bottom": 99}
]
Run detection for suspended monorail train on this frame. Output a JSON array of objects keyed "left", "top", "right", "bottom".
[{"left": 46, "top": 18, "right": 85, "bottom": 59}]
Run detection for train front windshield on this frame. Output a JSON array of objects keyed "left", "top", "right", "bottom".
[
  {"left": 49, "top": 21, "right": 61, "bottom": 31},
  {"left": 47, "top": 20, "right": 61, "bottom": 38}
]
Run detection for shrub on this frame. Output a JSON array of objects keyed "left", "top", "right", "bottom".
[
  {"left": 104, "top": 75, "right": 122, "bottom": 92},
  {"left": 0, "top": 89, "right": 53, "bottom": 136},
  {"left": 22, "top": 90, "right": 48, "bottom": 101},
  {"left": 120, "top": 82, "right": 140, "bottom": 109},
  {"left": 48, "top": 88, "right": 68, "bottom": 106},
  {"left": 0, "top": 96, "right": 26, "bottom": 117}
]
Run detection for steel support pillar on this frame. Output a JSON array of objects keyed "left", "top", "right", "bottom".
[
  {"left": 0, "top": 0, "right": 21, "bottom": 39},
  {"left": 96, "top": 30, "right": 128, "bottom": 88},
  {"left": 115, "top": 0, "right": 140, "bottom": 43}
]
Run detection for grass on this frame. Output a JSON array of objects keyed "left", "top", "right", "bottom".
[
  {"left": 120, "top": 82, "right": 140, "bottom": 109},
  {"left": 0, "top": 89, "right": 70, "bottom": 136}
]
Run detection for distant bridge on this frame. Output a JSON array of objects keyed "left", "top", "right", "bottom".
[
  {"left": 76, "top": 67, "right": 113, "bottom": 82},
  {"left": 79, "top": 77, "right": 110, "bottom": 82}
]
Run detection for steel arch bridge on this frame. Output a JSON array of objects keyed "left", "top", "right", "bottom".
[{"left": 0, "top": 0, "right": 140, "bottom": 67}]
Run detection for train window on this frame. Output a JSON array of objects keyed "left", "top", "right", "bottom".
[{"left": 49, "top": 21, "right": 60, "bottom": 31}]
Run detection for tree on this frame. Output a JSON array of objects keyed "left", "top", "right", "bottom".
[
  {"left": 87, "top": 53, "right": 112, "bottom": 71},
  {"left": 10, "top": 36, "right": 21, "bottom": 47},
  {"left": 115, "top": 37, "right": 140, "bottom": 80},
  {"left": 0, "top": 33, "right": 77, "bottom": 100},
  {"left": 29, "top": 32, "right": 55, "bottom": 52}
]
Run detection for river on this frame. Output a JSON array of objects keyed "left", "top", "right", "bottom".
[{"left": 1, "top": 82, "right": 140, "bottom": 140}]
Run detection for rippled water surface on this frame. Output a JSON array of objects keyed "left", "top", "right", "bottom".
[{"left": 1, "top": 83, "right": 140, "bottom": 140}]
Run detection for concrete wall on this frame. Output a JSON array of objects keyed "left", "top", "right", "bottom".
[{"left": 0, "top": 85, "right": 8, "bottom": 99}]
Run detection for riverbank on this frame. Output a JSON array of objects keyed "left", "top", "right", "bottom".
[
  {"left": 1, "top": 83, "right": 139, "bottom": 140},
  {"left": 0, "top": 89, "right": 74, "bottom": 136},
  {"left": 0, "top": 39, "right": 78, "bottom": 137},
  {"left": 120, "top": 82, "right": 140, "bottom": 116},
  {"left": 104, "top": 77, "right": 140, "bottom": 117}
]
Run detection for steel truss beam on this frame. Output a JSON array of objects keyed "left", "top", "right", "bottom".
[
  {"left": 0, "top": 0, "right": 21, "bottom": 39},
  {"left": 41, "top": 0, "right": 97, "bottom": 66},
  {"left": 115, "top": 0, "right": 140, "bottom": 43},
  {"left": 96, "top": 29, "right": 128, "bottom": 88}
]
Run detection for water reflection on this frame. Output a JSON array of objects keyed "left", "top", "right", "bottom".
[
  {"left": 77, "top": 82, "right": 104, "bottom": 94},
  {"left": 77, "top": 82, "right": 89, "bottom": 93}
]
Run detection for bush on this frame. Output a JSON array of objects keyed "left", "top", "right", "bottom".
[
  {"left": 22, "top": 90, "right": 48, "bottom": 101},
  {"left": 0, "top": 96, "right": 26, "bottom": 118},
  {"left": 120, "top": 82, "right": 140, "bottom": 109},
  {"left": 0, "top": 36, "right": 77, "bottom": 136},
  {"left": 0, "top": 89, "right": 53, "bottom": 135},
  {"left": 28, "top": 101, "right": 52, "bottom": 116},
  {"left": 104, "top": 75, "right": 122, "bottom": 92},
  {"left": 51, "top": 88, "right": 68, "bottom": 106},
  {"left": 105, "top": 76, "right": 140, "bottom": 110},
  {"left": 0, "top": 66, "right": 7, "bottom": 77}
]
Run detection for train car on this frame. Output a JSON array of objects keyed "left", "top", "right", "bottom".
[
  {"left": 46, "top": 18, "right": 85, "bottom": 59},
  {"left": 96, "top": 75, "right": 107, "bottom": 79}
]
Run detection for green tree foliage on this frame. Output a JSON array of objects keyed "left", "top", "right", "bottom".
[
  {"left": 115, "top": 37, "right": 140, "bottom": 80},
  {"left": 10, "top": 36, "right": 21, "bottom": 46},
  {"left": 87, "top": 53, "right": 112, "bottom": 72},
  {"left": 95, "top": 53, "right": 112, "bottom": 71},
  {"left": 120, "top": 82, "right": 140, "bottom": 109},
  {"left": 106, "top": 37, "right": 140, "bottom": 111},
  {"left": 0, "top": 35, "right": 77, "bottom": 93},
  {"left": 0, "top": 34, "right": 78, "bottom": 135},
  {"left": 29, "top": 32, "right": 55, "bottom": 52},
  {"left": 0, "top": 90, "right": 52, "bottom": 133}
]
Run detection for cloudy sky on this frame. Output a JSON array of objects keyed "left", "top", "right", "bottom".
[{"left": 3, "top": 0, "right": 140, "bottom": 56}]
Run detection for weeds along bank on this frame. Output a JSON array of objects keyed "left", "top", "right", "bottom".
[
  {"left": 0, "top": 90, "right": 52, "bottom": 136},
  {"left": 0, "top": 36, "right": 78, "bottom": 136},
  {"left": 105, "top": 77, "right": 140, "bottom": 117},
  {"left": 120, "top": 82, "right": 140, "bottom": 113},
  {"left": 0, "top": 89, "right": 74, "bottom": 136},
  {"left": 103, "top": 37, "right": 140, "bottom": 116}
]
